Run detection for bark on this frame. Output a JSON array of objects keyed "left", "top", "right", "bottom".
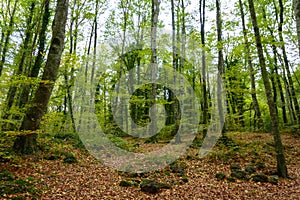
[
  {"left": 0, "top": 0, "right": 19, "bottom": 76},
  {"left": 248, "top": 0, "right": 288, "bottom": 178},
  {"left": 262, "top": 4, "right": 288, "bottom": 124},
  {"left": 149, "top": 0, "right": 160, "bottom": 137},
  {"left": 238, "top": 0, "right": 263, "bottom": 130},
  {"left": 13, "top": 0, "right": 69, "bottom": 154},
  {"left": 200, "top": 0, "right": 209, "bottom": 137},
  {"left": 278, "top": 0, "right": 300, "bottom": 124},
  {"left": 1, "top": 2, "right": 36, "bottom": 130},
  {"left": 216, "top": 0, "right": 225, "bottom": 134},
  {"left": 294, "top": 0, "right": 300, "bottom": 57},
  {"left": 18, "top": 0, "right": 51, "bottom": 108}
]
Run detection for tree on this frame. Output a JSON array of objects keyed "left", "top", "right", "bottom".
[
  {"left": 13, "top": 0, "right": 69, "bottom": 154},
  {"left": 0, "top": 0, "right": 19, "bottom": 77},
  {"left": 1, "top": 2, "right": 36, "bottom": 130},
  {"left": 238, "top": 0, "right": 263, "bottom": 130},
  {"left": 278, "top": 0, "right": 300, "bottom": 125},
  {"left": 247, "top": 0, "right": 288, "bottom": 178},
  {"left": 199, "top": 0, "right": 209, "bottom": 137},
  {"left": 216, "top": 0, "right": 225, "bottom": 134},
  {"left": 148, "top": 0, "right": 160, "bottom": 137},
  {"left": 294, "top": 0, "right": 300, "bottom": 57}
]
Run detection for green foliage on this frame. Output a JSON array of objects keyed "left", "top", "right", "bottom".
[
  {"left": 50, "top": 132, "right": 84, "bottom": 149},
  {"left": 63, "top": 153, "right": 77, "bottom": 164},
  {"left": 107, "top": 134, "right": 135, "bottom": 151},
  {"left": 0, "top": 172, "right": 39, "bottom": 197},
  {"left": 0, "top": 170, "right": 15, "bottom": 181}
]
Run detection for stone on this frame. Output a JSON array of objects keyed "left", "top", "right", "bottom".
[
  {"left": 216, "top": 173, "right": 226, "bottom": 181},
  {"left": 252, "top": 173, "right": 269, "bottom": 183},
  {"left": 140, "top": 180, "right": 161, "bottom": 194},
  {"left": 230, "top": 170, "right": 248, "bottom": 180},
  {"left": 230, "top": 164, "right": 242, "bottom": 171},
  {"left": 245, "top": 165, "right": 256, "bottom": 174},
  {"left": 269, "top": 175, "right": 279, "bottom": 185}
]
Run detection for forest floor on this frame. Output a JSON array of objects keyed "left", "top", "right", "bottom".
[{"left": 0, "top": 131, "right": 299, "bottom": 199}]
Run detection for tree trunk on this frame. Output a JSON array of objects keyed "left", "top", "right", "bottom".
[
  {"left": 216, "top": 0, "right": 225, "bottom": 134},
  {"left": 0, "top": 0, "right": 19, "bottom": 77},
  {"left": 238, "top": 0, "right": 263, "bottom": 130},
  {"left": 149, "top": 0, "right": 160, "bottom": 137},
  {"left": 294, "top": 0, "right": 300, "bottom": 57},
  {"left": 262, "top": 2, "right": 288, "bottom": 124},
  {"left": 1, "top": 3, "right": 36, "bottom": 130},
  {"left": 200, "top": 0, "right": 209, "bottom": 137},
  {"left": 13, "top": 0, "right": 69, "bottom": 154},
  {"left": 247, "top": 0, "right": 288, "bottom": 178},
  {"left": 278, "top": 0, "right": 300, "bottom": 125}
]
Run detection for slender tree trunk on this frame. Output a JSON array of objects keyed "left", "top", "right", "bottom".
[
  {"left": 282, "top": 64, "right": 296, "bottom": 124},
  {"left": 264, "top": 45, "right": 278, "bottom": 115},
  {"left": 294, "top": 0, "right": 300, "bottom": 57},
  {"left": 149, "top": 0, "right": 160, "bottom": 137},
  {"left": 278, "top": 0, "right": 300, "bottom": 125},
  {"left": 238, "top": 0, "right": 263, "bottom": 130},
  {"left": 200, "top": 0, "right": 209, "bottom": 137},
  {"left": 0, "top": 0, "right": 19, "bottom": 76},
  {"left": 1, "top": 2, "right": 35, "bottom": 130},
  {"left": 63, "top": 0, "right": 81, "bottom": 133},
  {"left": 262, "top": 8, "right": 288, "bottom": 124},
  {"left": 13, "top": 0, "right": 69, "bottom": 154},
  {"left": 170, "top": 0, "right": 181, "bottom": 143},
  {"left": 18, "top": 0, "right": 51, "bottom": 108},
  {"left": 247, "top": 0, "right": 288, "bottom": 178},
  {"left": 216, "top": 0, "right": 225, "bottom": 134}
]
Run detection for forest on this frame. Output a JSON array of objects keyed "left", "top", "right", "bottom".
[{"left": 0, "top": 0, "right": 299, "bottom": 199}]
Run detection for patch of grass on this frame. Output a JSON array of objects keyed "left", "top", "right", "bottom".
[{"left": 0, "top": 175, "right": 40, "bottom": 197}]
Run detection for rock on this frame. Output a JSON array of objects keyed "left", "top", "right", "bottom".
[
  {"left": 216, "top": 173, "right": 226, "bottom": 181},
  {"left": 230, "top": 164, "right": 242, "bottom": 171},
  {"left": 140, "top": 180, "right": 161, "bottom": 194},
  {"left": 181, "top": 177, "right": 189, "bottom": 183},
  {"left": 44, "top": 155, "right": 60, "bottom": 160},
  {"left": 230, "top": 170, "right": 248, "bottom": 180},
  {"left": 140, "top": 179, "right": 171, "bottom": 194},
  {"left": 256, "top": 161, "right": 266, "bottom": 170},
  {"left": 269, "top": 175, "right": 279, "bottom": 185},
  {"left": 252, "top": 173, "right": 269, "bottom": 183},
  {"left": 245, "top": 165, "right": 256, "bottom": 174},
  {"left": 227, "top": 177, "right": 236, "bottom": 182},
  {"left": 119, "top": 180, "right": 132, "bottom": 187}
]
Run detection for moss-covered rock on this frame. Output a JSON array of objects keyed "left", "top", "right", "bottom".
[
  {"left": 269, "top": 175, "right": 279, "bottom": 185},
  {"left": 230, "top": 164, "right": 242, "bottom": 171},
  {"left": 215, "top": 173, "right": 226, "bottom": 181},
  {"left": 119, "top": 180, "right": 132, "bottom": 187},
  {"left": 230, "top": 170, "right": 248, "bottom": 180},
  {"left": 252, "top": 173, "right": 268, "bottom": 183},
  {"left": 245, "top": 165, "right": 256, "bottom": 174}
]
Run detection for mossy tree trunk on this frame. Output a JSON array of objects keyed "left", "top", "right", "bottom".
[{"left": 13, "top": 0, "right": 69, "bottom": 154}]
